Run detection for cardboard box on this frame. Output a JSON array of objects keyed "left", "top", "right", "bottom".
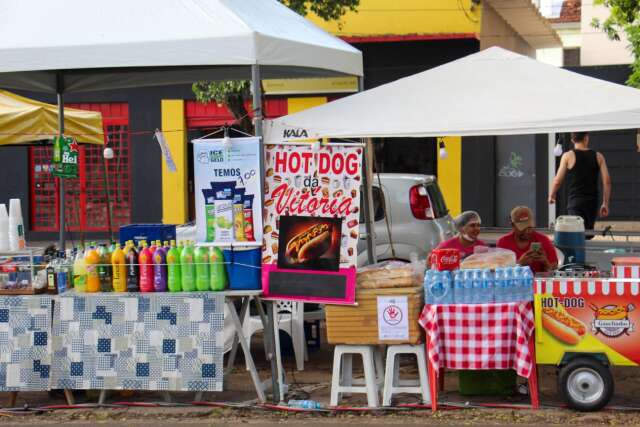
[{"left": 325, "top": 286, "right": 424, "bottom": 345}]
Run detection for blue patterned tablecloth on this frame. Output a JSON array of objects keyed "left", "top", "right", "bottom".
[
  {"left": 51, "top": 292, "right": 224, "bottom": 391},
  {"left": 0, "top": 295, "right": 52, "bottom": 391}
]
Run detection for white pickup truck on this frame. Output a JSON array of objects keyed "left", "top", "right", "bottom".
[{"left": 357, "top": 173, "right": 456, "bottom": 265}]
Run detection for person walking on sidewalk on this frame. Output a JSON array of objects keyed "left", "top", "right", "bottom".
[{"left": 549, "top": 132, "right": 611, "bottom": 235}]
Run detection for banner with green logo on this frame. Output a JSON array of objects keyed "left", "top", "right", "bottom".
[{"left": 52, "top": 135, "right": 79, "bottom": 178}]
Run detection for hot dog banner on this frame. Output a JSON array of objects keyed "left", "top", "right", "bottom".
[
  {"left": 261, "top": 143, "right": 362, "bottom": 304},
  {"left": 193, "top": 138, "right": 262, "bottom": 245},
  {"left": 534, "top": 277, "right": 640, "bottom": 366}
]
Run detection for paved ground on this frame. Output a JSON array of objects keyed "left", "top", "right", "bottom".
[{"left": 3, "top": 340, "right": 640, "bottom": 426}]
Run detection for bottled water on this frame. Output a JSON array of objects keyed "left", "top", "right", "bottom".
[
  {"left": 288, "top": 399, "right": 323, "bottom": 409},
  {"left": 425, "top": 270, "right": 453, "bottom": 304},
  {"left": 521, "top": 266, "right": 534, "bottom": 301},
  {"left": 462, "top": 269, "right": 474, "bottom": 304},
  {"left": 471, "top": 269, "right": 483, "bottom": 303},
  {"left": 481, "top": 269, "right": 495, "bottom": 303},
  {"left": 504, "top": 266, "right": 515, "bottom": 302},
  {"left": 441, "top": 271, "right": 453, "bottom": 304},
  {"left": 494, "top": 268, "right": 506, "bottom": 303},
  {"left": 453, "top": 270, "right": 465, "bottom": 304}
]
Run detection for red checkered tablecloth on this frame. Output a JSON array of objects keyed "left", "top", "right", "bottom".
[{"left": 418, "top": 302, "right": 535, "bottom": 378}]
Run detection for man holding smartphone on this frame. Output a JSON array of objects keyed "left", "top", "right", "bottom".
[{"left": 497, "top": 206, "right": 558, "bottom": 274}]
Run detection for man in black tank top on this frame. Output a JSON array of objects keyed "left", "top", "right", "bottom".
[{"left": 549, "top": 132, "right": 611, "bottom": 234}]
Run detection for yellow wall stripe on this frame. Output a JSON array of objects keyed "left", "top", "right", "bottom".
[
  {"left": 287, "top": 97, "right": 328, "bottom": 114},
  {"left": 438, "top": 136, "right": 462, "bottom": 217},
  {"left": 161, "top": 99, "right": 188, "bottom": 224}
]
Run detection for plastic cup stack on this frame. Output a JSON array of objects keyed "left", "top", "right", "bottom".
[
  {"left": 0, "top": 204, "right": 8, "bottom": 251},
  {"left": 8, "top": 198, "right": 25, "bottom": 251}
]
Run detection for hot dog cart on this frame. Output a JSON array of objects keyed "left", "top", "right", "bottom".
[{"left": 533, "top": 258, "right": 640, "bottom": 411}]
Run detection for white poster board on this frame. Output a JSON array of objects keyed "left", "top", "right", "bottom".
[
  {"left": 377, "top": 296, "right": 409, "bottom": 341},
  {"left": 193, "top": 137, "right": 262, "bottom": 245}
]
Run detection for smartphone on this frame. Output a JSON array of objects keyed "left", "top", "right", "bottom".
[{"left": 531, "top": 242, "right": 541, "bottom": 252}]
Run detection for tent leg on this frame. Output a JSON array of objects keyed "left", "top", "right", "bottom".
[
  {"left": 548, "top": 133, "right": 556, "bottom": 228},
  {"left": 57, "top": 90, "right": 66, "bottom": 250},
  {"left": 358, "top": 77, "right": 376, "bottom": 265}
]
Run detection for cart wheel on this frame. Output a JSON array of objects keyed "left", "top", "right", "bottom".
[{"left": 558, "top": 357, "right": 613, "bottom": 412}]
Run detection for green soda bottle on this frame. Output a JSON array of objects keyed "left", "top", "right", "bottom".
[
  {"left": 180, "top": 241, "right": 196, "bottom": 292},
  {"left": 209, "top": 247, "right": 227, "bottom": 291},
  {"left": 166, "top": 240, "right": 182, "bottom": 292},
  {"left": 195, "top": 246, "right": 210, "bottom": 292}
]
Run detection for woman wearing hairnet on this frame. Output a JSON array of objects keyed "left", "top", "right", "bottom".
[{"left": 435, "top": 211, "right": 486, "bottom": 259}]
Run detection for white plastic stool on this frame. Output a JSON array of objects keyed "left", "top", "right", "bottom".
[
  {"left": 330, "top": 345, "right": 384, "bottom": 408},
  {"left": 382, "top": 344, "right": 430, "bottom": 406}
]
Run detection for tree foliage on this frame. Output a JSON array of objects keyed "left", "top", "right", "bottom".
[
  {"left": 592, "top": 0, "right": 640, "bottom": 87},
  {"left": 192, "top": 0, "right": 359, "bottom": 132}
]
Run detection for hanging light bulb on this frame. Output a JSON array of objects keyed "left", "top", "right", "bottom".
[
  {"left": 553, "top": 143, "right": 563, "bottom": 157},
  {"left": 438, "top": 140, "right": 448, "bottom": 160},
  {"left": 103, "top": 147, "right": 114, "bottom": 160}
]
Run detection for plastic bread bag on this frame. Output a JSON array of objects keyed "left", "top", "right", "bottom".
[
  {"left": 357, "top": 260, "right": 421, "bottom": 288},
  {"left": 459, "top": 247, "right": 517, "bottom": 270}
]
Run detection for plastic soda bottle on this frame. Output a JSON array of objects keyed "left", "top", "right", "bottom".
[
  {"left": 209, "top": 246, "right": 227, "bottom": 291},
  {"left": 166, "top": 240, "right": 182, "bottom": 292},
  {"left": 73, "top": 245, "right": 87, "bottom": 292},
  {"left": 441, "top": 270, "right": 453, "bottom": 304},
  {"left": 181, "top": 241, "right": 196, "bottom": 292},
  {"left": 126, "top": 241, "right": 140, "bottom": 292},
  {"left": 149, "top": 240, "right": 158, "bottom": 257},
  {"left": 195, "top": 245, "right": 210, "bottom": 292},
  {"left": 97, "top": 244, "right": 113, "bottom": 292},
  {"left": 462, "top": 269, "right": 474, "bottom": 304},
  {"left": 85, "top": 243, "right": 100, "bottom": 292},
  {"left": 471, "top": 269, "right": 483, "bottom": 304},
  {"left": 287, "top": 400, "right": 323, "bottom": 409},
  {"left": 111, "top": 243, "right": 126, "bottom": 292},
  {"left": 481, "top": 269, "right": 495, "bottom": 303},
  {"left": 139, "top": 241, "right": 154, "bottom": 292},
  {"left": 521, "top": 266, "right": 534, "bottom": 302},
  {"left": 153, "top": 244, "right": 168, "bottom": 292}
]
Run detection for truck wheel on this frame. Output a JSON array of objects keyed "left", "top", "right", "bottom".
[{"left": 558, "top": 357, "right": 613, "bottom": 412}]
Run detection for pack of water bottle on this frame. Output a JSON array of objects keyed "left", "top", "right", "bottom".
[{"left": 424, "top": 266, "right": 533, "bottom": 305}]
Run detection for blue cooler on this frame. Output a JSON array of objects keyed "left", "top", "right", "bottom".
[
  {"left": 222, "top": 247, "right": 262, "bottom": 290},
  {"left": 554, "top": 216, "right": 585, "bottom": 264}
]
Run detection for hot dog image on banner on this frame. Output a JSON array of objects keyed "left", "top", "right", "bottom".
[
  {"left": 262, "top": 143, "right": 362, "bottom": 304},
  {"left": 193, "top": 138, "right": 262, "bottom": 244}
]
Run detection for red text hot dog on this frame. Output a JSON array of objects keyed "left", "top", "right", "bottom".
[{"left": 542, "top": 307, "right": 586, "bottom": 345}]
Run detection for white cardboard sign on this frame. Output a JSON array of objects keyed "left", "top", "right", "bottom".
[{"left": 377, "top": 296, "right": 409, "bottom": 341}]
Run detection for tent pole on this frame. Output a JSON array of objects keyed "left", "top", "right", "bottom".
[
  {"left": 358, "top": 76, "right": 377, "bottom": 265},
  {"left": 548, "top": 133, "right": 556, "bottom": 228},
  {"left": 57, "top": 76, "right": 66, "bottom": 250},
  {"left": 252, "top": 64, "right": 282, "bottom": 404}
]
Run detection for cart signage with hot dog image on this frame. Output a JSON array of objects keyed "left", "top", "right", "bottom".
[
  {"left": 262, "top": 143, "right": 362, "bottom": 304},
  {"left": 534, "top": 278, "right": 640, "bottom": 366}
]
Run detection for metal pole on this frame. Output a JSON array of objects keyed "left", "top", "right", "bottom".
[
  {"left": 102, "top": 155, "right": 114, "bottom": 242},
  {"left": 57, "top": 74, "right": 66, "bottom": 250},
  {"left": 251, "top": 64, "right": 282, "bottom": 403},
  {"left": 358, "top": 77, "right": 377, "bottom": 264},
  {"left": 548, "top": 133, "right": 556, "bottom": 228}
]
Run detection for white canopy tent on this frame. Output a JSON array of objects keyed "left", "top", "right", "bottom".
[
  {"left": 265, "top": 47, "right": 640, "bottom": 140},
  {"left": 0, "top": 0, "right": 362, "bottom": 93},
  {"left": 265, "top": 47, "right": 640, "bottom": 229},
  {"left": 0, "top": 0, "right": 363, "bottom": 251}
]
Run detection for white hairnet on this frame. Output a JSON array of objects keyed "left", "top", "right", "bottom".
[{"left": 454, "top": 210, "right": 481, "bottom": 230}]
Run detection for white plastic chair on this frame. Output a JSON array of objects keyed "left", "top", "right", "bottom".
[{"left": 242, "top": 300, "right": 322, "bottom": 371}]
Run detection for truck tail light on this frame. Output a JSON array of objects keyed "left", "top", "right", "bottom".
[{"left": 409, "top": 185, "right": 434, "bottom": 220}]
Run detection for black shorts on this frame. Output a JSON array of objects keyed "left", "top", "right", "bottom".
[{"left": 567, "top": 199, "right": 599, "bottom": 233}]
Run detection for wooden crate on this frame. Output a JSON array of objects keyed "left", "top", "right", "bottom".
[{"left": 326, "top": 286, "right": 424, "bottom": 345}]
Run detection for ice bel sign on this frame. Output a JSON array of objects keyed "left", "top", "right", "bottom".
[{"left": 193, "top": 137, "right": 262, "bottom": 244}]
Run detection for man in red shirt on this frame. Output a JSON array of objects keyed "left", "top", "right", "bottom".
[{"left": 497, "top": 206, "right": 558, "bottom": 274}]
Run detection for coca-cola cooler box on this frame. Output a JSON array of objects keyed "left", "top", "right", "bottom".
[{"left": 428, "top": 248, "right": 460, "bottom": 271}]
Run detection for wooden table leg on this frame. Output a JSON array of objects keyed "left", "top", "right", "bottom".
[
  {"left": 63, "top": 389, "right": 75, "bottom": 405},
  {"left": 7, "top": 391, "right": 17, "bottom": 407}
]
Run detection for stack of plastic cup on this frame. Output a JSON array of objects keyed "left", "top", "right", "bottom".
[
  {"left": 0, "top": 204, "right": 8, "bottom": 251},
  {"left": 8, "top": 198, "right": 25, "bottom": 251}
]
